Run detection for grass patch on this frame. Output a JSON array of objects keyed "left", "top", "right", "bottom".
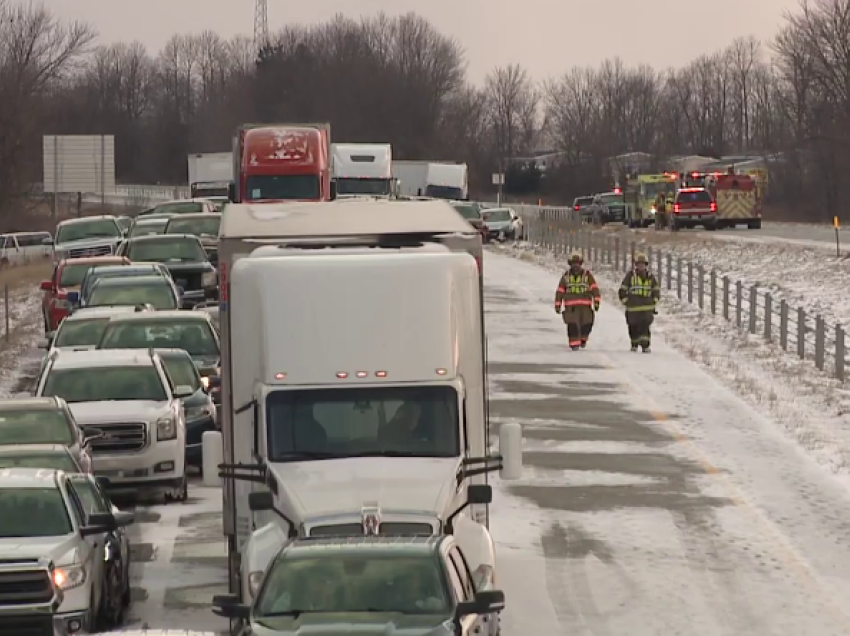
[{"left": 0, "top": 259, "right": 52, "bottom": 290}]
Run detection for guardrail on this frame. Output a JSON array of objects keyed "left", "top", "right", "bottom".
[
  {"left": 34, "top": 183, "right": 191, "bottom": 208},
  {"left": 509, "top": 206, "right": 848, "bottom": 383}
]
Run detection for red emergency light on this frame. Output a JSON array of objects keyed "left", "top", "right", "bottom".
[
  {"left": 673, "top": 203, "right": 680, "bottom": 214},
  {"left": 710, "top": 201, "right": 717, "bottom": 212},
  {"left": 614, "top": 187, "right": 621, "bottom": 194}
]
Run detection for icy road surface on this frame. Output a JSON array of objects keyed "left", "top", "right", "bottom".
[{"left": 485, "top": 251, "right": 850, "bottom": 635}]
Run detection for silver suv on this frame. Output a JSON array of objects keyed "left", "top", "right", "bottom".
[
  {"left": 34, "top": 349, "right": 191, "bottom": 503},
  {"left": 50, "top": 216, "right": 124, "bottom": 262}
]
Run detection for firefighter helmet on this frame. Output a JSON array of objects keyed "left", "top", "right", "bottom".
[
  {"left": 634, "top": 252, "right": 648, "bottom": 264},
  {"left": 568, "top": 251, "right": 583, "bottom": 264}
]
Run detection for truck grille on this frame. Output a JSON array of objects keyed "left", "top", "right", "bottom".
[
  {"left": 85, "top": 422, "right": 147, "bottom": 453},
  {"left": 173, "top": 273, "right": 202, "bottom": 291},
  {"left": 66, "top": 244, "right": 113, "bottom": 259},
  {"left": 0, "top": 614, "right": 54, "bottom": 636},
  {"left": 0, "top": 569, "right": 54, "bottom": 606}
]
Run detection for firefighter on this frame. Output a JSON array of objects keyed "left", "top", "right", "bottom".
[
  {"left": 554, "top": 252, "right": 601, "bottom": 350},
  {"left": 653, "top": 191, "right": 667, "bottom": 230},
  {"left": 618, "top": 252, "right": 660, "bottom": 352}
]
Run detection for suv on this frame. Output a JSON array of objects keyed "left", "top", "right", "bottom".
[
  {"left": 213, "top": 534, "right": 506, "bottom": 636},
  {"left": 672, "top": 187, "right": 717, "bottom": 231},
  {"left": 0, "top": 467, "right": 134, "bottom": 635},
  {"left": 76, "top": 262, "right": 172, "bottom": 308},
  {"left": 449, "top": 202, "right": 487, "bottom": 240},
  {"left": 84, "top": 275, "right": 181, "bottom": 311},
  {"left": 572, "top": 196, "right": 594, "bottom": 222},
  {"left": 588, "top": 191, "right": 625, "bottom": 224},
  {"left": 0, "top": 397, "right": 95, "bottom": 473},
  {"left": 115, "top": 235, "right": 218, "bottom": 308},
  {"left": 481, "top": 207, "right": 523, "bottom": 240},
  {"left": 50, "top": 216, "right": 124, "bottom": 262},
  {"left": 34, "top": 349, "right": 191, "bottom": 502},
  {"left": 164, "top": 213, "right": 221, "bottom": 265}
]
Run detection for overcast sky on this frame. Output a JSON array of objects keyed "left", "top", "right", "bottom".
[{"left": 43, "top": 0, "right": 800, "bottom": 83}]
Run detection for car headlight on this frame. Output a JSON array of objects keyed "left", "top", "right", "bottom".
[
  {"left": 200, "top": 376, "right": 210, "bottom": 389},
  {"left": 248, "top": 571, "right": 265, "bottom": 598},
  {"left": 54, "top": 564, "right": 86, "bottom": 591},
  {"left": 157, "top": 415, "right": 177, "bottom": 441},
  {"left": 202, "top": 272, "right": 217, "bottom": 287},
  {"left": 186, "top": 404, "right": 213, "bottom": 420}
]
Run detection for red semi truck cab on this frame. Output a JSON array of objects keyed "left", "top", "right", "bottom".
[{"left": 231, "top": 123, "right": 332, "bottom": 203}]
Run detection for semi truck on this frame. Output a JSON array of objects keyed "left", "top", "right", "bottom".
[
  {"left": 393, "top": 161, "right": 469, "bottom": 200},
  {"left": 203, "top": 198, "right": 520, "bottom": 606},
  {"left": 187, "top": 152, "right": 233, "bottom": 199},
  {"left": 229, "top": 123, "right": 332, "bottom": 203},
  {"left": 331, "top": 143, "right": 394, "bottom": 197}
]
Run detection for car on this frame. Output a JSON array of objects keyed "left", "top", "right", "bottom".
[
  {"left": 0, "top": 397, "right": 95, "bottom": 473},
  {"left": 671, "top": 187, "right": 717, "bottom": 231},
  {"left": 40, "top": 256, "right": 131, "bottom": 332},
  {"left": 34, "top": 349, "right": 191, "bottom": 502},
  {"left": 0, "top": 231, "right": 53, "bottom": 267},
  {"left": 0, "top": 467, "right": 134, "bottom": 634},
  {"left": 137, "top": 199, "right": 218, "bottom": 218},
  {"left": 155, "top": 348, "right": 217, "bottom": 468},
  {"left": 164, "top": 212, "right": 221, "bottom": 265},
  {"left": 212, "top": 535, "right": 506, "bottom": 636},
  {"left": 572, "top": 196, "right": 594, "bottom": 221},
  {"left": 449, "top": 202, "right": 487, "bottom": 240},
  {"left": 128, "top": 216, "right": 171, "bottom": 238},
  {"left": 96, "top": 311, "right": 221, "bottom": 403},
  {"left": 115, "top": 216, "right": 133, "bottom": 235},
  {"left": 50, "top": 216, "right": 125, "bottom": 262},
  {"left": 481, "top": 207, "right": 523, "bottom": 240},
  {"left": 0, "top": 444, "right": 84, "bottom": 472},
  {"left": 587, "top": 191, "right": 626, "bottom": 224},
  {"left": 204, "top": 195, "right": 229, "bottom": 212},
  {"left": 76, "top": 262, "right": 173, "bottom": 308},
  {"left": 67, "top": 472, "right": 133, "bottom": 622},
  {"left": 115, "top": 234, "right": 218, "bottom": 308},
  {"left": 40, "top": 306, "right": 150, "bottom": 353},
  {"left": 84, "top": 275, "right": 182, "bottom": 311}
]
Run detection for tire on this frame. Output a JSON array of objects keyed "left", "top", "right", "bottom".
[
  {"left": 748, "top": 220, "right": 761, "bottom": 229},
  {"left": 164, "top": 472, "right": 188, "bottom": 503},
  {"left": 705, "top": 222, "right": 716, "bottom": 231},
  {"left": 103, "top": 564, "right": 125, "bottom": 628}
]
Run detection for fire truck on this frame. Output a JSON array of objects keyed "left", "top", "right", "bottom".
[{"left": 704, "top": 172, "right": 762, "bottom": 229}]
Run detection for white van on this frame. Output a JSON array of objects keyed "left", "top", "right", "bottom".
[{"left": 0, "top": 231, "right": 53, "bottom": 267}]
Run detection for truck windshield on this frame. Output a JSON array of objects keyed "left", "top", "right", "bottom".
[
  {"left": 246, "top": 175, "right": 320, "bottom": 201},
  {"left": 0, "top": 487, "right": 73, "bottom": 537},
  {"left": 256, "top": 554, "right": 450, "bottom": 617},
  {"left": 424, "top": 185, "right": 463, "bottom": 200},
  {"left": 56, "top": 220, "right": 120, "bottom": 243},
  {"left": 265, "top": 386, "right": 460, "bottom": 461},
  {"left": 642, "top": 182, "right": 675, "bottom": 197},
  {"left": 335, "top": 178, "right": 391, "bottom": 196}
]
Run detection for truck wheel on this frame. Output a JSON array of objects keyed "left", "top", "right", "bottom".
[
  {"left": 748, "top": 220, "right": 761, "bottom": 229},
  {"left": 705, "top": 222, "right": 716, "bottom": 231}
]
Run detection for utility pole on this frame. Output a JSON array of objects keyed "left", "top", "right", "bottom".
[{"left": 254, "top": 0, "right": 269, "bottom": 56}]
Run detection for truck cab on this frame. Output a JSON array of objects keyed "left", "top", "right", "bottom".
[{"left": 331, "top": 143, "right": 394, "bottom": 197}]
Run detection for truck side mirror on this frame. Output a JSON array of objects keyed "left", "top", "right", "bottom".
[
  {"left": 228, "top": 181, "right": 236, "bottom": 203},
  {"left": 248, "top": 491, "right": 274, "bottom": 512},
  {"left": 466, "top": 484, "right": 492, "bottom": 505},
  {"left": 456, "top": 589, "right": 505, "bottom": 619},
  {"left": 499, "top": 422, "right": 523, "bottom": 480},
  {"left": 212, "top": 594, "right": 250, "bottom": 620},
  {"left": 330, "top": 180, "right": 337, "bottom": 201}
]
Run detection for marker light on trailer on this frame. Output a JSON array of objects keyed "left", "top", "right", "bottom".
[
  {"left": 375, "top": 371, "right": 387, "bottom": 377},
  {"left": 356, "top": 371, "right": 367, "bottom": 378},
  {"left": 336, "top": 372, "right": 348, "bottom": 379},
  {"left": 436, "top": 368, "right": 447, "bottom": 375},
  {"left": 275, "top": 373, "right": 286, "bottom": 379}
]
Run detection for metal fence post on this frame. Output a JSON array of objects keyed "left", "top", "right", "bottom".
[
  {"left": 764, "top": 293, "right": 772, "bottom": 341},
  {"left": 797, "top": 308, "right": 806, "bottom": 359},
  {"left": 710, "top": 270, "right": 717, "bottom": 314},
  {"left": 666, "top": 253, "right": 672, "bottom": 290},
  {"left": 696, "top": 264, "right": 704, "bottom": 309},
  {"left": 3, "top": 285, "right": 8, "bottom": 342},
  {"left": 677, "top": 258, "right": 682, "bottom": 299},
  {"left": 815, "top": 315, "right": 825, "bottom": 371},
  {"left": 779, "top": 300, "right": 788, "bottom": 350},
  {"left": 630, "top": 241, "right": 635, "bottom": 265},
  {"left": 749, "top": 286, "right": 757, "bottom": 334},
  {"left": 687, "top": 262, "right": 693, "bottom": 303},
  {"left": 836, "top": 325, "right": 845, "bottom": 381},
  {"left": 736, "top": 280, "right": 743, "bottom": 327},
  {"left": 722, "top": 276, "right": 730, "bottom": 320},
  {"left": 614, "top": 237, "right": 620, "bottom": 271},
  {"left": 656, "top": 249, "right": 662, "bottom": 287}
]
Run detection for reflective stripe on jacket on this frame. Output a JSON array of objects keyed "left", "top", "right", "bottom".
[
  {"left": 618, "top": 271, "right": 660, "bottom": 312},
  {"left": 555, "top": 269, "right": 601, "bottom": 309}
]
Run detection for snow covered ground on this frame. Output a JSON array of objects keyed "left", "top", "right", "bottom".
[{"left": 485, "top": 250, "right": 850, "bottom": 634}]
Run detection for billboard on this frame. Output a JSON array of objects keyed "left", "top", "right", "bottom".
[{"left": 42, "top": 135, "right": 115, "bottom": 193}]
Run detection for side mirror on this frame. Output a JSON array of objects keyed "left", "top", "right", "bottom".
[
  {"left": 40, "top": 280, "right": 53, "bottom": 291},
  {"left": 174, "top": 384, "right": 195, "bottom": 398},
  {"left": 248, "top": 491, "right": 274, "bottom": 512},
  {"left": 212, "top": 593, "right": 250, "bottom": 620},
  {"left": 466, "top": 484, "right": 492, "bottom": 505},
  {"left": 67, "top": 291, "right": 79, "bottom": 304},
  {"left": 498, "top": 422, "right": 523, "bottom": 480},
  {"left": 37, "top": 338, "right": 50, "bottom": 350},
  {"left": 113, "top": 510, "right": 135, "bottom": 527},
  {"left": 80, "top": 511, "right": 116, "bottom": 536},
  {"left": 456, "top": 589, "right": 505, "bottom": 620}
]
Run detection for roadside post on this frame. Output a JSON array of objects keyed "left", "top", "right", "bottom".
[{"left": 834, "top": 216, "right": 841, "bottom": 257}]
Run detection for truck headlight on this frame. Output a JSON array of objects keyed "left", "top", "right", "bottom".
[
  {"left": 54, "top": 564, "right": 86, "bottom": 590},
  {"left": 248, "top": 571, "right": 265, "bottom": 598},
  {"left": 157, "top": 415, "right": 177, "bottom": 441},
  {"left": 202, "top": 272, "right": 217, "bottom": 287}
]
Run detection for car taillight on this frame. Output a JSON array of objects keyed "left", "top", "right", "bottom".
[
  {"left": 673, "top": 204, "right": 680, "bottom": 214},
  {"left": 710, "top": 201, "right": 716, "bottom": 212},
  {"left": 574, "top": 205, "right": 580, "bottom": 211},
  {"left": 474, "top": 256, "right": 481, "bottom": 271}
]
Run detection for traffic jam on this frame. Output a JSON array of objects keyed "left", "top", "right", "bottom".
[{"left": 0, "top": 125, "right": 524, "bottom": 636}]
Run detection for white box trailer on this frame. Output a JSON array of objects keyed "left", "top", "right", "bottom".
[
  {"left": 331, "top": 143, "right": 393, "bottom": 197},
  {"left": 392, "top": 161, "right": 468, "bottom": 200},
  {"left": 207, "top": 199, "right": 518, "bottom": 598},
  {"left": 187, "top": 152, "right": 232, "bottom": 198}
]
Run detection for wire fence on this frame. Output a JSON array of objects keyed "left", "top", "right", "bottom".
[{"left": 513, "top": 209, "right": 847, "bottom": 383}]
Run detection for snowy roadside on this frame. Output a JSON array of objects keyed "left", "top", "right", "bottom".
[
  {"left": 0, "top": 288, "right": 45, "bottom": 396},
  {"left": 489, "top": 242, "right": 850, "bottom": 487}
]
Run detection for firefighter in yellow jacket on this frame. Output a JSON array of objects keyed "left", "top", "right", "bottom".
[
  {"left": 554, "top": 252, "right": 601, "bottom": 350},
  {"left": 618, "top": 252, "right": 660, "bottom": 352}
]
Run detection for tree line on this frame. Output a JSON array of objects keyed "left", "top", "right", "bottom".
[{"left": 1, "top": 0, "right": 847, "bottom": 222}]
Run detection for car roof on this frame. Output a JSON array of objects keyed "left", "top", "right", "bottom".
[
  {"left": 57, "top": 215, "right": 117, "bottom": 226},
  {"left": 124, "top": 234, "right": 200, "bottom": 243},
  {"left": 598, "top": 191, "right": 621, "bottom": 196},
  {"left": 104, "top": 310, "right": 209, "bottom": 324},
  {"left": 153, "top": 348, "right": 195, "bottom": 360},
  {"left": 49, "top": 348, "right": 157, "bottom": 370},
  {"left": 0, "top": 444, "right": 70, "bottom": 455},
  {"left": 0, "top": 467, "right": 62, "bottom": 487},
  {"left": 285, "top": 535, "right": 442, "bottom": 556},
  {"left": 165, "top": 213, "right": 221, "bottom": 221},
  {"left": 91, "top": 275, "right": 170, "bottom": 287},
  {"left": 156, "top": 199, "right": 212, "bottom": 206},
  {"left": 64, "top": 306, "right": 141, "bottom": 321},
  {"left": 59, "top": 256, "right": 127, "bottom": 267},
  {"left": 135, "top": 217, "right": 171, "bottom": 224},
  {"left": 86, "top": 263, "right": 156, "bottom": 273},
  {"left": 481, "top": 207, "right": 512, "bottom": 213},
  {"left": 0, "top": 397, "right": 61, "bottom": 412}
]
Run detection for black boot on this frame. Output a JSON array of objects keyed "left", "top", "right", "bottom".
[
  {"left": 630, "top": 344, "right": 638, "bottom": 352},
  {"left": 571, "top": 345, "right": 580, "bottom": 351},
  {"left": 642, "top": 344, "right": 651, "bottom": 353},
  {"left": 580, "top": 340, "right": 587, "bottom": 348}
]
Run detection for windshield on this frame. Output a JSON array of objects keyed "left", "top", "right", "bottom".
[
  {"left": 424, "top": 185, "right": 462, "bottom": 200},
  {"left": 116, "top": 217, "right": 132, "bottom": 231},
  {"left": 246, "top": 175, "right": 320, "bottom": 201},
  {"left": 483, "top": 209, "right": 511, "bottom": 222},
  {"left": 59, "top": 263, "right": 96, "bottom": 287},
  {"left": 0, "top": 453, "right": 78, "bottom": 472},
  {"left": 451, "top": 204, "right": 480, "bottom": 220},
  {"left": 160, "top": 355, "right": 201, "bottom": 391},
  {"left": 165, "top": 217, "right": 221, "bottom": 238},
  {"left": 88, "top": 282, "right": 177, "bottom": 310},
  {"left": 153, "top": 202, "right": 204, "bottom": 215},
  {"left": 56, "top": 220, "right": 120, "bottom": 243},
  {"left": 642, "top": 182, "right": 675, "bottom": 197},
  {"left": 0, "top": 410, "right": 73, "bottom": 445},
  {"left": 126, "top": 237, "right": 207, "bottom": 263},
  {"left": 256, "top": 555, "right": 450, "bottom": 617},
  {"left": 100, "top": 320, "right": 219, "bottom": 357},
  {"left": 599, "top": 194, "right": 623, "bottom": 206},
  {"left": 677, "top": 190, "right": 712, "bottom": 203},
  {"left": 43, "top": 365, "right": 167, "bottom": 403},
  {"left": 82, "top": 269, "right": 147, "bottom": 299},
  {"left": 266, "top": 386, "right": 459, "bottom": 462},
  {"left": 574, "top": 197, "right": 593, "bottom": 206},
  {"left": 130, "top": 221, "right": 168, "bottom": 238},
  {"left": 0, "top": 487, "right": 72, "bottom": 537},
  {"left": 336, "top": 178, "right": 391, "bottom": 196},
  {"left": 54, "top": 318, "right": 110, "bottom": 348}
]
